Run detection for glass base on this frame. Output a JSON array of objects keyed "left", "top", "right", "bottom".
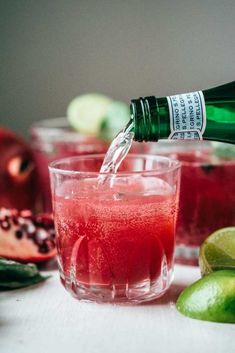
[
  {"left": 175, "top": 244, "right": 199, "bottom": 266},
  {"left": 59, "top": 269, "right": 174, "bottom": 304}
]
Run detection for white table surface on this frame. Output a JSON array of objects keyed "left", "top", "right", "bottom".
[{"left": 1, "top": 263, "right": 234, "bottom": 353}]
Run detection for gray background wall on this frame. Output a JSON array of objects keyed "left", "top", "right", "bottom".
[{"left": 1, "top": 0, "right": 235, "bottom": 137}]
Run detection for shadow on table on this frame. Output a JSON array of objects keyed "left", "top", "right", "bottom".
[
  {"left": 36, "top": 259, "right": 186, "bottom": 306},
  {"left": 140, "top": 283, "right": 186, "bottom": 306},
  {"left": 37, "top": 258, "right": 58, "bottom": 271}
]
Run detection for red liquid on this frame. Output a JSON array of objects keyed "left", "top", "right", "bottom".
[
  {"left": 32, "top": 137, "right": 108, "bottom": 212},
  {"left": 174, "top": 151, "right": 235, "bottom": 264},
  {"left": 32, "top": 129, "right": 147, "bottom": 212},
  {"left": 54, "top": 179, "right": 177, "bottom": 289}
]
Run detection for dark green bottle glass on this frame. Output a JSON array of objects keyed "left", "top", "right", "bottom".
[{"left": 130, "top": 81, "right": 235, "bottom": 144}]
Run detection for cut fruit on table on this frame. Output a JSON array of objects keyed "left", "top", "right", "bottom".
[
  {"left": 176, "top": 270, "right": 235, "bottom": 323},
  {"left": 199, "top": 227, "right": 235, "bottom": 276},
  {"left": 176, "top": 227, "right": 235, "bottom": 323},
  {"left": 67, "top": 94, "right": 130, "bottom": 140},
  {"left": 0, "top": 208, "right": 56, "bottom": 263}
]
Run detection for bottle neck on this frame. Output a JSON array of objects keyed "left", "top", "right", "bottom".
[
  {"left": 129, "top": 82, "right": 235, "bottom": 144},
  {"left": 130, "top": 96, "right": 160, "bottom": 142}
]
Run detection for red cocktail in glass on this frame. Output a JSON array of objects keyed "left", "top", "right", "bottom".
[
  {"left": 49, "top": 154, "right": 180, "bottom": 303},
  {"left": 148, "top": 141, "right": 235, "bottom": 265},
  {"left": 31, "top": 118, "right": 146, "bottom": 212}
]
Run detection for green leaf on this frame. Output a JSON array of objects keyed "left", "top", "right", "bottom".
[{"left": 0, "top": 258, "right": 50, "bottom": 291}]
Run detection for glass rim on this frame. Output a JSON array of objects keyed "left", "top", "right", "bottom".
[
  {"left": 48, "top": 153, "right": 181, "bottom": 177},
  {"left": 168, "top": 150, "right": 235, "bottom": 167},
  {"left": 178, "top": 157, "right": 235, "bottom": 167},
  {"left": 31, "top": 117, "right": 71, "bottom": 128},
  {"left": 30, "top": 117, "right": 109, "bottom": 146},
  {"left": 148, "top": 141, "right": 235, "bottom": 166},
  {"left": 30, "top": 117, "right": 84, "bottom": 140}
]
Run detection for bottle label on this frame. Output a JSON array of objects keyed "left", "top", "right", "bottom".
[{"left": 166, "top": 91, "right": 206, "bottom": 140}]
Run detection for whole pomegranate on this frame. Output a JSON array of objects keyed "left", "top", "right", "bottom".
[{"left": 0, "top": 127, "right": 38, "bottom": 210}]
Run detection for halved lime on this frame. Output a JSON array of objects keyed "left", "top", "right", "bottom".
[
  {"left": 176, "top": 270, "right": 235, "bottom": 323},
  {"left": 199, "top": 227, "right": 235, "bottom": 276},
  {"left": 212, "top": 141, "right": 235, "bottom": 159},
  {"left": 67, "top": 94, "right": 113, "bottom": 136},
  {"left": 67, "top": 94, "right": 130, "bottom": 140},
  {"left": 100, "top": 101, "right": 130, "bottom": 141}
]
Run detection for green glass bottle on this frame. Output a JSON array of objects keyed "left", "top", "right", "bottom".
[{"left": 130, "top": 81, "right": 235, "bottom": 143}]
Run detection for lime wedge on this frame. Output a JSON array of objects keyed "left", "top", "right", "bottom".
[
  {"left": 67, "top": 94, "right": 130, "bottom": 140},
  {"left": 100, "top": 101, "right": 130, "bottom": 141},
  {"left": 176, "top": 270, "right": 235, "bottom": 323},
  {"left": 212, "top": 141, "right": 235, "bottom": 159},
  {"left": 199, "top": 227, "right": 235, "bottom": 276},
  {"left": 67, "top": 94, "right": 113, "bottom": 136}
]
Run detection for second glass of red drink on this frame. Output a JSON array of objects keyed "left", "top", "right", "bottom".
[{"left": 148, "top": 141, "right": 235, "bottom": 265}]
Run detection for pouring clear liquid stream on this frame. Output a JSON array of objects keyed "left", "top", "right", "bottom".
[
  {"left": 100, "top": 81, "right": 235, "bottom": 176},
  {"left": 100, "top": 120, "right": 134, "bottom": 174}
]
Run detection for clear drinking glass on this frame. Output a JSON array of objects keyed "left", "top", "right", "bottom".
[
  {"left": 49, "top": 154, "right": 180, "bottom": 304},
  {"left": 148, "top": 141, "right": 235, "bottom": 265},
  {"left": 30, "top": 118, "right": 108, "bottom": 212},
  {"left": 31, "top": 118, "right": 146, "bottom": 212}
]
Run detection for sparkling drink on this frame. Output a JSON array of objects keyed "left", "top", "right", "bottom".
[
  {"left": 148, "top": 141, "right": 235, "bottom": 265},
  {"left": 176, "top": 149, "right": 235, "bottom": 264},
  {"left": 31, "top": 118, "right": 109, "bottom": 211},
  {"left": 49, "top": 154, "right": 180, "bottom": 303},
  {"left": 31, "top": 118, "right": 146, "bottom": 212}
]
